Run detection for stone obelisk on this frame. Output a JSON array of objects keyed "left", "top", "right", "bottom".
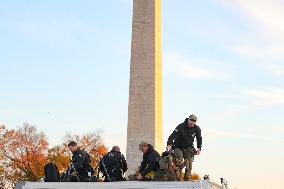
[{"left": 126, "top": 0, "right": 162, "bottom": 175}]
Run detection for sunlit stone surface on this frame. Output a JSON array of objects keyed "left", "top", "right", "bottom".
[{"left": 127, "top": 0, "right": 163, "bottom": 176}]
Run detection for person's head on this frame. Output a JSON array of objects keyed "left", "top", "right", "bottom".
[
  {"left": 139, "top": 141, "right": 149, "bottom": 154},
  {"left": 68, "top": 141, "right": 78, "bottom": 153},
  {"left": 188, "top": 114, "right": 197, "bottom": 128},
  {"left": 112, "top": 146, "right": 120, "bottom": 152}
]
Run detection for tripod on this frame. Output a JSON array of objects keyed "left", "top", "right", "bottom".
[{"left": 100, "top": 158, "right": 112, "bottom": 182}]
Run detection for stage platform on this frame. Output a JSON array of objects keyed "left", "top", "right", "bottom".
[{"left": 16, "top": 180, "right": 222, "bottom": 189}]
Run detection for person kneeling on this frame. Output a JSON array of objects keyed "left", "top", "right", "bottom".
[{"left": 134, "top": 141, "right": 160, "bottom": 181}]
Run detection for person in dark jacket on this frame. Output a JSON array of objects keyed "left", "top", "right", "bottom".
[
  {"left": 44, "top": 162, "right": 60, "bottom": 182},
  {"left": 136, "top": 141, "right": 160, "bottom": 181},
  {"left": 68, "top": 141, "right": 93, "bottom": 182},
  {"left": 99, "top": 146, "right": 127, "bottom": 182},
  {"left": 167, "top": 114, "right": 202, "bottom": 181}
]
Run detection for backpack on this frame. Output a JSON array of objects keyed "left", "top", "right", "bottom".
[
  {"left": 44, "top": 162, "right": 60, "bottom": 182},
  {"left": 103, "top": 151, "right": 122, "bottom": 170}
]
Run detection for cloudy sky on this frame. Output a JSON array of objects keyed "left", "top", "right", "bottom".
[{"left": 0, "top": 0, "right": 283, "bottom": 188}]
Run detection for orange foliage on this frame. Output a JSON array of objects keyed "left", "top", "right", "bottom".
[
  {"left": 1, "top": 123, "right": 108, "bottom": 187},
  {"left": 46, "top": 131, "right": 108, "bottom": 173},
  {"left": 180, "top": 172, "right": 201, "bottom": 181},
  {"left": 47, "top": 145, "right": 70, "bottom": 173},
  {"left": 190, "top": 172, "right": 200, "bottom": 180},
  {"left": 64, "top": 131, "right": 108, "bottom": 167},
  {"left": 0, "top": 123, "right": 48, "bottom": 185},
  {"left": 0, "top": 165, "right": 6, "bottom": 188}
]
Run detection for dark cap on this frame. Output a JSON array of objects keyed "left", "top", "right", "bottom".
[{"left": 68, "top": 141, "right": 77, "bottom": 147}]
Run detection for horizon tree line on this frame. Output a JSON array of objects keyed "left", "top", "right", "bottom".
[{"left": 0, "top": 122, "right": 107, "bottom": 188}]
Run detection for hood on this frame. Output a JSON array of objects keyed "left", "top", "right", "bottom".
[
  {"left": 148, "top": 144, "right": 154, "bottom": 150},
  {"left": 146, "top": 144, "right": 154, "bottom": 154},
  {"left": 184, "top": 118, "right": 189, "bottom": 124}
]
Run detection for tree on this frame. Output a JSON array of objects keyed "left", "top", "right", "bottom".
[
  {"left": 190, "top": 172, "right": 200, "bottom": 180},
  {"left": 46, "top": 130, "right": 108, "bottom": 173},
  {"left": 0, "top": 124, "right": 108, "bottom": 188},
  {"left": 64, "top": 131, "right": 108, "bottom": 167},
  {"left": 47, "top": 145, "right": 70, "bottom": 173},
  {"left": 0, "top": 123, "right": 48, "bottom": 185},
  {"left": 180, "top": 171, "right": 201, "bottom": 181},
  {"left": 0, "top": 165, "right": 7, "bottom": 189}
]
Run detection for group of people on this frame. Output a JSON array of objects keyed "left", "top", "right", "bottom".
[{"left": 44, "top": 114, "right": 203, "bottom": 182}]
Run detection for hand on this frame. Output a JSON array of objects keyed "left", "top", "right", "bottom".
[
  {"left": 137, "top": 174, "right": 143, "bottom": 180},
  {"left": 196, "top": 148, "right": 201, "bottom": 155},
  {"left": 166, "top": 145, "right": 172, "bottom": 151}
]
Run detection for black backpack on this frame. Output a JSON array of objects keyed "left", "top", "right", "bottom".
[
  {"left": 102, "top": 151, "right": 124, "bottom": 171},
  {"left": 44, "top": 162, "right": 60, "bottom": 182}
]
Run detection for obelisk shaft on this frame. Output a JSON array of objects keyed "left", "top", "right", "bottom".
[{"left": 126, "top": 0, "right": 162, "bottom": 175}]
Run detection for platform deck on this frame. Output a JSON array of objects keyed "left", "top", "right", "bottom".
[{"left": 16, "top": 181, "right": 222, "bottom": 189}]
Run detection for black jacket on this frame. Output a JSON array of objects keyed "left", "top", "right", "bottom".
[
  {"left": 139, "top": 144, "right": 160, "bottom": 177},
  {"left": 44, "top": 162, "right": 60, "bottom": 182},
  {"left": 167, "top": 118, "right": 202, "bottom": 150},
  {"left": 101, "top": 150, "right": 127, "bottom": 173},
  {"left": 72, "top": 148, "right": 93, "bottom": 177}
]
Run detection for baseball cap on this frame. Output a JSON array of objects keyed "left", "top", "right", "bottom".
[
  {"left": 189, "top": 114, "right": 197, "bottom": 122},
  {"left": 139, "top": 141, "right": 148, "bottom": 150}
]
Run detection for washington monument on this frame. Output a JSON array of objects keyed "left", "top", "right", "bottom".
[{"left": 126, "top": 0, "right": 163, "bottom": 174}]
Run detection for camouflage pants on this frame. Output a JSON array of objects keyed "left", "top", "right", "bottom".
[
  {"left": 153, "top": 169, "right": 179, "bottom": 181},
  {"left": 173, "top": 147, "right": 195, "bottom": 181},
  {"left": 128, "top": 171, "right": 178, "bottom": 181}
]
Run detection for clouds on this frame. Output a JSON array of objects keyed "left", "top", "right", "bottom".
[
  {"left": 222, "top": 0, "right": 284, "bottom": 34},
  {"left": 229, "top": 45, "right": 284, "bottom": 59},
  {"left": 216, "top": 0, "right": 284, "bottom": 76},
  {"left": 227, "top": 44, "right": 284, "bottom": 76},
  {"left": 164, "top": 53, "right": 231, "bottom": 80},
  {"left": 204, "top": 128, "right": 284, "bottom": 142},
  {"left": 243, "top": 87, "right": 284, "bottom": 106},
  {"left": 214, "top": 87, "right": 284, "bottom": 108}
]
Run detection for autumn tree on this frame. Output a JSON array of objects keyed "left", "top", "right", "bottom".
[
  {"left": 47, "top": 145, "right": 70, "bottom": 173},
  {"left": 63, "top": 131, "right": 108, "bottom": 168},
  {"left": 1, "top": 124, "right": 108, "bottom": 187},
  {"left": 0, "top": 123, "right": 48, "bottom": 186},
  {"left": 46, "top": 130, "right": 108, "bottom": 173},
  {"left": 179, "top": 171, "right": 201, "bottom": 181},
  {"left": 0, "top": 164, "right": 9, "bottom": 189},
  {"left": 190, "top": 172, "right": 200, "bottom": 180}
]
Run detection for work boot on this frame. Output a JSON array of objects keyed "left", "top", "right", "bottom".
[
  {"left": 183, "top": 169, "right": 191, "bottom": 181},
  {"left": 183, "top": 159, "right": 190, "bottom": 181}
]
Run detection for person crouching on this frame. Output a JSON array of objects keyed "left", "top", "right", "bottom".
[{"left": 130, "top": 141, "right": 160, "bottom": 181}]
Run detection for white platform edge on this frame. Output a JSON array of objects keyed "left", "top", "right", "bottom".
[{"left": 16, "top": 180, "right": 223, "bottom": 189}]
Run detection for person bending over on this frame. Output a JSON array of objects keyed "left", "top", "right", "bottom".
[{"left": 167, "top": 114, "right": 202, "bottom": 181}]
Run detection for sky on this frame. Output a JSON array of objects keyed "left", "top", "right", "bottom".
[{"left": 0, "top": 0, "right": 284, "bottom": 188}]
